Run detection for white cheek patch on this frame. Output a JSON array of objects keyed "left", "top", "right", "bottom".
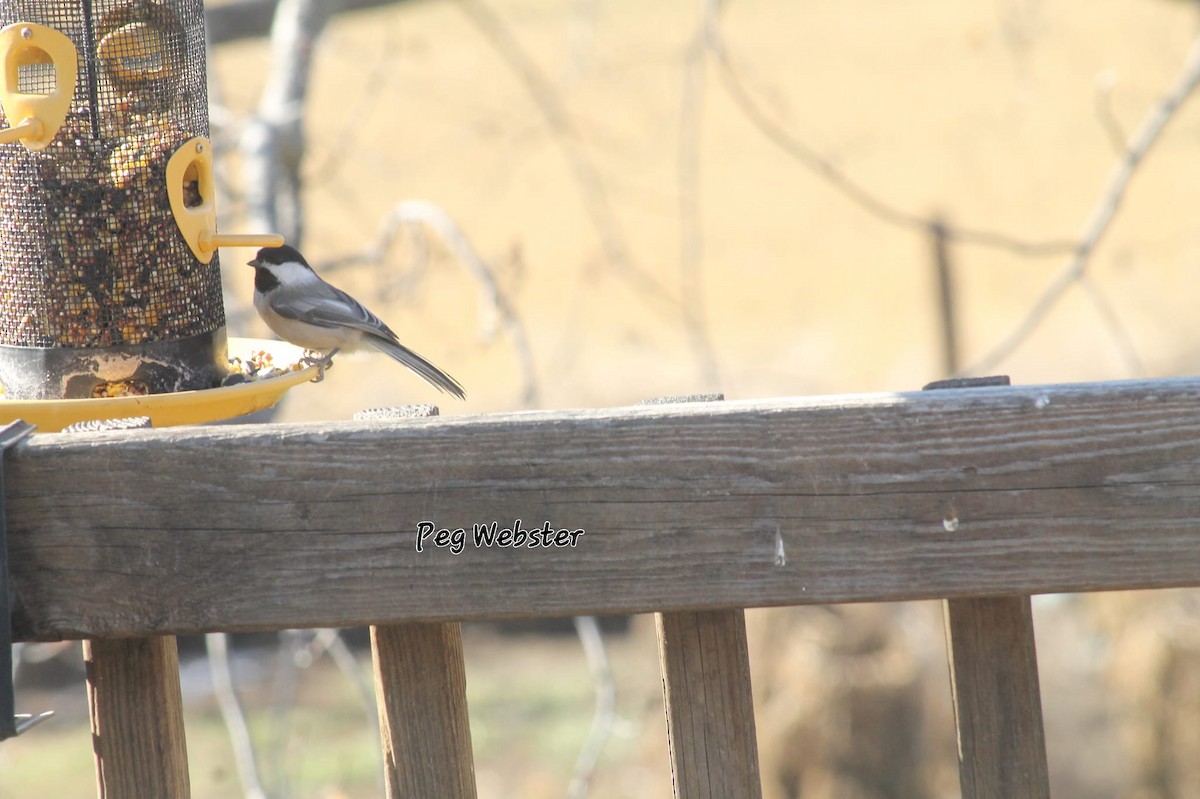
[{"left": 271, "top": 262, "right": 319, "bottom": 284}]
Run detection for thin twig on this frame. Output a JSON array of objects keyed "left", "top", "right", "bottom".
[
  {"left": 382, "top": 201, "right": 538, "bottom": 405},
  {"left": 961, "top": 30, "right": 1200, "bottom": 375},
  {"left": 567, "top": 0, "right": 597, "bottom": 77},
  {"left": 309, "top": 629, "right": 386, "bottom": 795},
  {"left": 266, "top": 630, "right": 305, "bottom": 798},
  {"left": 930, "top": 217, "right": 959, "bottom": 376},
  {"left": 566, "top": 616, "right": 617, "bottom": 799},
  {"left": 455, "top": 0, "right": 680, "bottom": 312},
  {"left": 206, "top": 632, "right": 269, "bottom": 799},
  {"left": 328, "top": 199, "right": 540, "bottom": 406},
  {"left": 993, "top": 0, "right": 1041, "bottom": 64},
  {"left": 677, "top": 0, "right": 722, "bottom": 390},
  {"left": 304, "top": 22, "right": 398, "bottom": 185},
  {"left": 1094, "top": 68, "right": 1128, "bottom": 154},
  {"left": 364, "top": 223, "right": 431, "bottom": 304},
  {"left": 1078, "top": 275, "right": 1145, "bottom": 376},
  {"left": 705, "top": 16, "right": 1078, "bottom": 258},
  {"left": 309, "top": 629, "right": 378, "bottom": 721}
]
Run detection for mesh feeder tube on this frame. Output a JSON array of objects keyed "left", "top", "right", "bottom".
[{"left": 0, "top": 0, "right": 229, "bottom": 400}]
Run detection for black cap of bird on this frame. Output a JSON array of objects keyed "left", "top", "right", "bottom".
[{"left": 247, "top": 245, "right": 465, "bottom": 398}]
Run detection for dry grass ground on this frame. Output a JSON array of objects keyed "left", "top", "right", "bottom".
[
  {"left": 5, "top": 597, "right": 1191, "bottom": 798},
  {"left": 1, "top": 625, "right": 673, "bottom": 799}
]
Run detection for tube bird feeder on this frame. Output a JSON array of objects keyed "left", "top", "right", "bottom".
[{"left": 0, "top": 0, "right": 281, "bottom": 402}]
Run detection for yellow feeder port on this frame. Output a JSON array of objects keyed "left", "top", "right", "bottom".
[
  {"left": 0, "top": 22, "right": 77, "bottom": 150},
  {"left": 167, "top": 136, "right": 284, "bottom": 263}
]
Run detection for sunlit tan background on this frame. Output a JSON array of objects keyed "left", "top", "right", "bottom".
[{"left": 217, "top": 0, "right": 1200, "bottom": 420}]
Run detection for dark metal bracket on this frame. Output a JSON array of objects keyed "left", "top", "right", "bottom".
[{"left": 0, "top": 419, "right": 52, "bottom": 741}]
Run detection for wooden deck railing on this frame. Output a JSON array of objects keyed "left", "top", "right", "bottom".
[{"left": 10, "top": 375, "right": 1200, "bottom": 797}]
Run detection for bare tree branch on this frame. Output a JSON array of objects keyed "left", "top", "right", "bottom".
[
  {"left": 308, "top": 629, "right": 386, "bottom": 794},
  {"left": 206, "top": 633, "right": 269, "bottom": 799},
  {"left": 1094, "top": 68, "right": 1129, "bottom": 155},
  {"left": 455, "top": 0, "right": 680, "bottom": 313},
  {"left": 207, "top": 0, "right": 409, "bottom": 46},
  {"left": 267, "top": 631, "right": 304, "bottom": 798},
  {"left": 1078, "top": 275, "right": 1145, "bottom": 376},
  {"left": 328, "top": 200, "right": 541, "bottom": 407},
  {"left": 566, "top": 616, "right": 617, "bottom": 799},
  {"left": 961, "top": 30, "right": 1200, "bottom": 375},
  {"left": 567, "top": 0, "right": 597, "bottom": 77},
  {"left": 304, "top": 24, "right": 399, "bottom": 187},
  {"left": 705, "top": 12, "right": 1078, "bottom": 258},
  {"left": 677, "top": 0, "right": 723, "bottom": 390},
  {"left": 241, "top": 0, "right": 341, "bottom": 246},
  {"left": 929, "top": 217, "right": 960, "bottom": 376}
]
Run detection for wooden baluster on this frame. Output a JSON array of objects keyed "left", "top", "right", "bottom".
[
  {"left": 926, "top": 377, "right": 1050, "bottom": 799},
  {"left": 944, "top": 597, "right": 1050, "bottom": 799},
  {"left": 644, "top": 394, "right": 762, "bottom": 799},
  {"left": 357, "top": 404, "right": 477, "bottom": 799},
  {"left": 371, "top": 622, "right": 476, "bottom": 798},
  {"left": 657, "top": 609, "right": 762, "bottom": 799},
  {"left": 70, "top": 418, "right": 190, "bottom": 799},
  {"left": 85, "top": 636, "right": 190, "bottom": 799}
]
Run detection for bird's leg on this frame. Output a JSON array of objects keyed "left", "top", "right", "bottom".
[{"left": 301, "top": 348, "right": 340, "bottom": 382}]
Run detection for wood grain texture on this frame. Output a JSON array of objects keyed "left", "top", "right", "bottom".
[
  {"left": 371, "top": 622, "right": 476, "bottom": 798},
  {"left": 12, "top": 378, "right": 1200, "bottom": 640},
  {"left": 84, "top": 636, "right": 190, "bottom": 799},
  {"left": 657, "top": 610, "right": 762, "bottom": 798},
  {"left": 944, "top": 597, "right": 1049, "bottom": 799}
]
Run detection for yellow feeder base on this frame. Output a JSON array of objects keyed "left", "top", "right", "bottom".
[{"left": 0, "top": 337, "right": 319, "bottom": 432}]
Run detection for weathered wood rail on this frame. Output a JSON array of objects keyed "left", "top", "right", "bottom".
[{"left": 9, "top": 375, "right": 1200, "bottom": 797}]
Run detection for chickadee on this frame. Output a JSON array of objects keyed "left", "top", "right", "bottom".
[{"left": 248, "top": 245, "right": 465, "bottom": 398}]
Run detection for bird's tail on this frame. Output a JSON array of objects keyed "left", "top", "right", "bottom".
[{"left": 368, "top": 337, "right": 466, "bottom": 399}]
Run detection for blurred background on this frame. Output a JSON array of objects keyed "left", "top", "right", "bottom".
[{"left": 6, "top": 0, "right": 1200, "bottom": 796}]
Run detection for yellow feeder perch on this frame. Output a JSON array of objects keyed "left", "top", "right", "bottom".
[{"left": 166, "top": 136, "right": 284, "bottom": 263}]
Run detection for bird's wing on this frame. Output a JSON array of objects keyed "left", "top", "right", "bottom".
[
  {"left": 269, "top": 281, "right": 401, "bottom": 340},
  {"left": 270, "top": 280, "right": 466, "bottom": 398}
]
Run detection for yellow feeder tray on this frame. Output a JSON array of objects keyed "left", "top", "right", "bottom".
[{"left": 0, "top": 338, "right": 319, "bottom": 432}]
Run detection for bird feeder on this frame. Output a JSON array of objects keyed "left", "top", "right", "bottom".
[{"left": 0, "top": 0, "right": 281, "bottom": 403}]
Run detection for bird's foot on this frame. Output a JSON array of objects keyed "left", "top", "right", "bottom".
[{"left": 302, "top": 348, "right": 339, "bottom": 382}]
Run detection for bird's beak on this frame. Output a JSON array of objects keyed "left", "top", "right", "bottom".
[{"left": 247, "top": 258, "right": 260, "bottom": 268}]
